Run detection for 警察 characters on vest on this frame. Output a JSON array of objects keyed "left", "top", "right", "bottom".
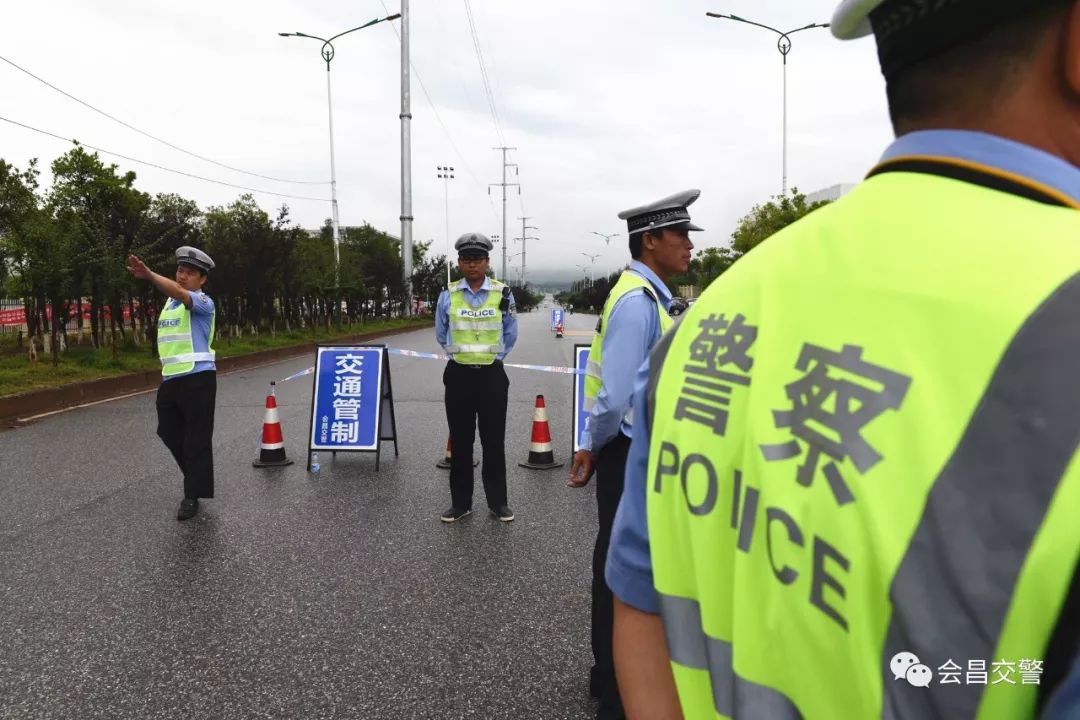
[{"left": 606, "top": 1, "right": 1080, "bottom": 718}]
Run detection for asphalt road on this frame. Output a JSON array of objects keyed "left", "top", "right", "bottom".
[{"left": 0, "top": 306, "right": 609, "bottom": 720}]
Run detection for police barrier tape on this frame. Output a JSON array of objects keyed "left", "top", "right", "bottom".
[{"left": 276, "top": 347, "right": 582, "bottom": 384}]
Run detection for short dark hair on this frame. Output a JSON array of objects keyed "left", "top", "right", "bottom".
[
  {"left": 885, "top": 1, "right": 1071, "bottom": 133},
  {"left": 629, "top": 229, "right": 661, "bottom": 259}
]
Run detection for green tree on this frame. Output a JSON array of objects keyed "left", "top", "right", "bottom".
[
  {"left": 731, "top": 187, "right": 830, "bottom": 254},
  {"left": 48, "top": 145, "right": 150, "bottom": 355}
]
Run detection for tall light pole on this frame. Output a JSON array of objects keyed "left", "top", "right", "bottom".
[
  {"left": 437, "top": 165, "right": 455, "bottom": 286},
  {"left": 575, "top": 264, "right": 590, "bottom": 287},
  {"left": 591, "top": 231, "right": 619, "bottom": 246},
  {"left": 279, "top": 13, "right": 401, "bottom": 289},
  {"left": 400, "top": 0, "right": 414, "bottom": 314},
  {"left": 705, "top": 12, "right": 829, "bottom": 195},
  {"left": 581, "top": 252, "right": 600, "bottom": 283},
  {"left": 509, "top": 251, "right": 524, "bottom": 285}
]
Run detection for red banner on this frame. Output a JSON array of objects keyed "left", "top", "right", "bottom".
[{"left": 0, "top": 303, "right": 137, "bottom": 327}]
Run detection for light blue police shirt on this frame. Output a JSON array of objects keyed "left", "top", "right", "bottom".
[
  {"left": 580, "top": 261, "right": 672, "bottom": 453},
  {"left": 606, "top": 129, "right": 1080, "bottom": 616},
  {"left": 435, "top": 278, "right": 518, "bottom": 361},
  {"left": 161, "top": 290, "right": 216, "bottom": 381}
]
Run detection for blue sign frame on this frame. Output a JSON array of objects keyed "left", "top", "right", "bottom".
[
  {"left": 573, "top": 344, "right": 590, "bottom": 453},
  {"left": 306, "top": 344, "right": 399, "bottom": 471},
  {"left": 550, "top": 307, "right": 564, "bottom": 331}
]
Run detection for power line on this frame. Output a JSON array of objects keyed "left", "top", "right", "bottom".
[
  {"left": 376, "top": 0, "right": 499, "bottom": 224},
  {"left": 0, "top": 53, "right": 329, "bottom": 186},
  {"left": 462, "top": 0, "right": 505, "bottom": 145},
  {"left": 0, "top": 114, "right": 329, "bottom": 202}
]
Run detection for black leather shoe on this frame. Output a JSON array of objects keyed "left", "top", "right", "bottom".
[
  {"left": 440, "top": 506, "right": 471, "bottom": 523},
  {"left": 490, "top": 505, "right": 515, "bottom": 522},
  {"left": 177, "top": 498, "right": 199, "bottom": 521}
]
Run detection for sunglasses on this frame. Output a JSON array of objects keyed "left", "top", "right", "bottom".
[{"left": 459, "top": 256, "right": 488, "bottom": 264}]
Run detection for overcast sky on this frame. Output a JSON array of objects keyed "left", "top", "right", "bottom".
[{"left": 0, "top": 0, "right": 893, "bottom": 281}]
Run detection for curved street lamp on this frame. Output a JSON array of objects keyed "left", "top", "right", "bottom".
[
  {"left": 705, "top": 12, "right": 829, "bottom": 195},
  {"left": 279, "top": 14, "right": 401, "bottom": 288},
  {"left": 580, "top": 252, "right": 600, "bottom": 283},
  {"left": 590, "top": 231, "right": 619, "bottom": 246}
]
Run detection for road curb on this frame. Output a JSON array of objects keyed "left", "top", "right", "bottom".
[{"left": 0, "top": 322, "right": 432, "bottom": 430}]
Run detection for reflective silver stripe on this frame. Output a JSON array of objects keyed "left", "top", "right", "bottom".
[
  {"left": 624, "top": 407, "right": 634, "bottom": 426},
  {"left": 586, "top": 360, "right": 603, "bottom": 378},
  {"left": 882, "top": 272, "right": 1080, "bottom": 720},
  {"left": 450, "top": 320, "right": 502, "bottom": 331},
  {"left": 160, "top": 352, "right": 216, "bottom": 365},
  {"left": 660, "top": 593, "right": 803, "bottom": 719},
  {"left": 445, "top": 344, "right": 503, "bottom": 354},
  {"left": 156, "top": 333, "right": 192, "bottom": 344},
  {"left": 583, "top": 397, "right": 596, "bottom": 412}
]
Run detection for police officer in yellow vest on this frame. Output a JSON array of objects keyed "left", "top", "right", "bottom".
[
  {"left": 606, "top": 1, "right": 1080, "bottom": 718},
  {"left": 568, "top": 191, "right": 699, "bottom": 720},
  {"left": 436, "top": 233, "right": 518, "bottom": 523},
  {"left": 126, "top": 247, "right": 217, "bottom": 522}
]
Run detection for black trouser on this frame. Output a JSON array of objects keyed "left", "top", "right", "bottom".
[
  {"left": 156, "top": 370, "right": 216, "bottom": 499},
  {"left": 443, "top": 360, "right": 509, "bottom": 510},
  {"left": 591, "top": 432, "right": 631, "bottom": 719}
]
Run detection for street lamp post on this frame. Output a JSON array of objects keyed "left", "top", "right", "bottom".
[
  {"left": 591, "top": 231, "right": 618, "bottom": 246},
  {"left": 508, "top": 251, "right": 524, "bottom": 285},
  {"left": 581, "top": 252, "right": 600, "bottom": 284},
  {"left": 705, "top": 12, "right": 829, "bottom": 195},
  {"left": 279, "top": 13, "right": 401, "bottom": 289},
  {"left": 437, "top": 165, "right": 455, "bottom": 286}
]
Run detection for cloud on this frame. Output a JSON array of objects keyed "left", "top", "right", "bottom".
[{"left": 0, "top": 0, "right": 892, "bottom": 279}]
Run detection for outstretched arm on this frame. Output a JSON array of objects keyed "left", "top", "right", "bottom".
[{"left": 126, "top": 255, "right": 191, "bottom": 307}]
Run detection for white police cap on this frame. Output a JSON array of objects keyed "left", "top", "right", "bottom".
[
  {"left": 175, "top": 246, "right": 215, "bottom": 273},
  {"left": 618, "top": 189, "right": 704, "bottom": 235},
  {"left": 831, "top": 0, "right": 886, "bottom": 39},
  {"left": 454, "top": 233, "right": 493, "bottom": 256}
]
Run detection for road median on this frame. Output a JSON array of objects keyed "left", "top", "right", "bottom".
[{"left": 0, "top": 322, "right": 432, "bottom": 429}]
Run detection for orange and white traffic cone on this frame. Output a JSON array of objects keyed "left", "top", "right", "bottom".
[
  {"left": 518, "top": 395, "right": 564, "bottom": 470},
  {"left": 253, "top": 382, "right": 293, "bottom": 467},
  {"left": 436, "top": 434, "right": 479, "bottom": 469}
]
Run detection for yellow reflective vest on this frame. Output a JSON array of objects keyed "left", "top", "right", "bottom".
[
  {"left": 446, "top": 280, "right": 506, "bottom": 365},
  {"left": 157, "top": 295, "right": 215, "bottom": 378},
  {"left": 645, "top": 159, "right": 1080, "bottom": 719},
  {"left": 584, "top": 270, "right": 673, "bottom": 423}
]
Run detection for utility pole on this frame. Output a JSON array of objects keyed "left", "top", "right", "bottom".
[
  {"left": 516, "top": 216, "right": 539, "bottom": 287},
  {"left": 400, "top": 0, "right": 414, "bottom": 312},
  {"left": 489, "top": 147, "right": 518, "bottom": 282}
]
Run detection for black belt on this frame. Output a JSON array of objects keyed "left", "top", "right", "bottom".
[{"left": 451, "top": 360, "right": 502, "bottom": 370}]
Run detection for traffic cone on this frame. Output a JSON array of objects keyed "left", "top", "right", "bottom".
[
  {"left": 253, "top": 382, "right": 293, "bottom": 467},
  {"left": 436, "top": 434, "right": 478, "bottom": 469},
  {"left": 519, "top": 395, "right": 564, "bottom": 470}
]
